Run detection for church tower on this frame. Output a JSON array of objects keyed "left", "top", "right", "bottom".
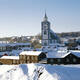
[
  {"left": 41, "top": 13, "right": 60, "bottom": 47},
  {"left": 41, "top": 13, "right": 50, "bottom": 46}
]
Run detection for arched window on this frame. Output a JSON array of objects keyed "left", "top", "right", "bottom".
[
  {"left": 50, "top": 40, "right": 52, "bottom": 43},
  {"left": 44, "top": 31, "right": 47, "bottom": 35}
]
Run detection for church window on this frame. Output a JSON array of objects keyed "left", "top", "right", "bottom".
[
  {"left": 50, "top": 40, "right": 52, "bottom": 43},
  {"left": 44, "top": 42, "right": 47, "bottom": 46},
  {"left": 44, "top": 26, "right": 46, "bottom": 28},
  {"left": 44, "top": 31, "right": 47, "bottom": 35}
]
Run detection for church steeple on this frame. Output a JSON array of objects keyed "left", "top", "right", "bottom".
[{"left": 43, "top": 12, "right": 48, "bottom": 21}]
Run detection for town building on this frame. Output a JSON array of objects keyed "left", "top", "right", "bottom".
[
  {"left": 0, "top": 51, "right": 46, "bottom": 65},
  {"left": 47, "top": 50, "right": 80, "bottom": 64},
  {"left": 0, "top": 43, "right": 31, "bottom": 52},
  {"left": 0, "top": 56, "right": 19, "bottom": 65}
]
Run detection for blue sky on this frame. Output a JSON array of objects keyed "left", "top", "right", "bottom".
[{"left": 0, "top": 0, "right": 80, "bottom": 37}]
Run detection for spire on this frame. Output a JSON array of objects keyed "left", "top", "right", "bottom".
[{"left": 43, "top": 11, "right": 48, "bottom": 21}]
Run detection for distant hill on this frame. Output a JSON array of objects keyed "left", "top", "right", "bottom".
[
  {"left": 57, "top": 31, "right": 80, "bottom": 38},
  {"left": 0, "top": 31, "right": 80, "bottom": 42}
]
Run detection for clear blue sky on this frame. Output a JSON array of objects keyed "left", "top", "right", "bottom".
[{"left": 0, "top": 0, "right": 80, "bottom": 37}]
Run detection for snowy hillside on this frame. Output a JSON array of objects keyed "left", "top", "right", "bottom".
[{"left": 0, "top": 64, "right": 80, "bottom": 80}]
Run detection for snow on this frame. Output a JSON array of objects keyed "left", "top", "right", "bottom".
[
  {"left": 20, "top": 51, "right": 42, "bottom": 56},
  {"left": 0, "top": 56, "right": 19, "bottom": 60},
  {"left": 47, "top": 50, "right": 80, "bottom": 58},
  {"left": 76, "top": 45, "right": 80, "bottom": 49},
  {"left": 0, "top": 50, "right": 22, "bottom": 56},
  {"left": 0, "top": 43, "right": 8, "bottom": 47},
  {"left": 70, "top": 50, "right": 80, "bottom": 57},
  {"left": 47, "top": 50, "right": 70, "bottom": 58},
  {"left": 50, "top": 29, "right": 57, "bottom": 37},
  {"left": 0, "top": 64, "right": 80, "bottom": 80}
]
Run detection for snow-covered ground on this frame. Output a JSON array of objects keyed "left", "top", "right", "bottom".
[{"left": 0, "top": 64, "right": 80, "bottom": 80}]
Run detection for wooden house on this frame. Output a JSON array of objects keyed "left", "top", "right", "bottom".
[
  {"left": 0, "top": 51, "right": 46, "bottom": 65},
  {"left": 47, "top": 50, "right": 80, "bottom": 64},
  {"left": 19, "top": 51, "right": 46, "bottom": 64},
  {"left": 0, "top": 43, "right": 31, "bottom": 52},
  {"left": 0, "top": 56, "right": 19, "bottom": 65}
]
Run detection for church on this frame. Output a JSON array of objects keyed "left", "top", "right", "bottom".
[{"left": 41, "top": 13, "right": 60, "bottom": 47}]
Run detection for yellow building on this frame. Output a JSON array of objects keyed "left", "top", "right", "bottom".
[{"left": 0, "top": 51, "right": 46, "bottom": 65}]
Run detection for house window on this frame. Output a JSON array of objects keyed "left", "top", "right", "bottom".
[
  {"left": 50, "top": 59, "right": 53, "bottom": 63},
  {"left": 20, "top": 55, "right": 22, "bottom": 59},
  {"left": 13, "top": 60, "right": 16, "bottom": 64},
  {"left": 16, "top": 60, "right": 19, "bottom": 64},
  {"left": 27, "top": 56, "right": 29, "bottom": 60},
  {"left": 57, "top": 59, "right": 61, "bottom": 62},
  {"left": 23, "top": 55, "right": 25, "bottom": 59},
  {"left": 27, "top": 61, "right": 29, "bottom": 63},
  {"left": 32, "top": 56, "right": 34, "bottom": 60},
  {"left": 66, "top": 58, "right": 69, "bottom": 62},
  {"left": 35, "top": 56, "right": 37, "bottom": 61},
  {"left": 23, "top": 60, "right": 26, "bottom": 63},
  {"left": 73, "top": 58, "right": 76, "bottom": 62}
]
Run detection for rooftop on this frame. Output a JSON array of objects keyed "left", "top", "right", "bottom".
[
  {"left": 70, "top": 50, "right": 80, "bottom": 58},
  {"left": 47, "top": 50, "right": 70, "bottom": 58},
  {"left": 0, "top": 56, "right": 19, "bottom": 60},
  {"left": 20, "top": 51, "right": 42, "bottom": 56}
]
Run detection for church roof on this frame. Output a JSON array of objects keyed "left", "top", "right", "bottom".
[
  {"left": 50, "top": 29, "right": 60, "bottom": 42},
  {"left": 43, "top": 12, "right": 48, "bottom": 21}
]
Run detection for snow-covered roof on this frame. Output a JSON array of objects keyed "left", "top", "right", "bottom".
[
  {"left": 47, "top": 50, "right": 70, "bottom": 58},
  {"left": 20, "top": 51, "right": 42, "bottom": 56},
  {"left": 0, "top": 56, "right": 19, "bottom": 60},
  {"left": 0, "top": 50, "right": 22, "bottom": 56},
  {"left": 47, "top": 50, "right": 80, "bottom": 58},
  {"left": 76, "top": 46, "right": 80, "bottom": 49},
  {"left": 70, "top": 50, "right": 80, "bottom": 58},
  {"left": 0, "top": 43, "right": 8, "bottom": 47}
]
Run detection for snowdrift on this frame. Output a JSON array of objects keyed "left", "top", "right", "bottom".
[{"left": 0, "top": 64, "right": 80, "bottom": 80}]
